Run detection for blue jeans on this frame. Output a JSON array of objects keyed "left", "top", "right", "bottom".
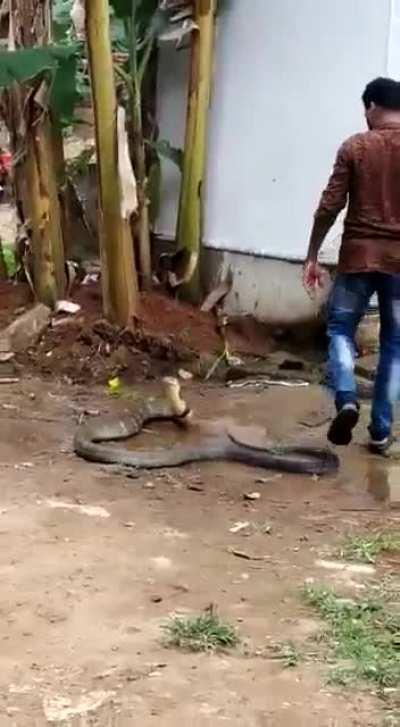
[{"left": 327, "top": 272, "right": 400, "bottom": 441}]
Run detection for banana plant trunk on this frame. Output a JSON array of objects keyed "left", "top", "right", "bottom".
[
  {"left": 126, "top": 11, "right": 152, "bottom": 292},
  {"left": 176, "top": 0, "right": 216, "bottom": 301},
  {"left": 86, "top": 0, "right": 139, "bottom": 326},
  {"left": 132, "top": 89, "right": 152, "bottom": 291},
  {"left": 6, "top": 0, "right": 66, "bottom": 307},
  {"left": 52, "top": 122, "right": 72, "bottom": 260}
]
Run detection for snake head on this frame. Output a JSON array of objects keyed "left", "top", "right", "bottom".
[{"left": 162, "top": 376, "right": 192, "bottom": 424}]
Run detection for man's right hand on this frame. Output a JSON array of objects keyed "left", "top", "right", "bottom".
[{"left": 302, "top": 260, "right": 326, "bottom": 294}]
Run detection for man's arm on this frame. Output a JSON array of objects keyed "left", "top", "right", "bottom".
[{"left": 304, "top": 141, "right": 352, "bottom": 289}]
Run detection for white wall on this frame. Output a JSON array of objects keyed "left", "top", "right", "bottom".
[
  {"left": 157, "top": 0, "right": 392, "bottom": 264},
  {"left": 217, "top": 253, "right": 332, "bottom": 324}
]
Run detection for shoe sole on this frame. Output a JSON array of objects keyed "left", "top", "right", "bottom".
[
  {"left": 328, "top": 408, "right": 359, "bottom": 446},
  {"left": 368, "top": 445, "right": 389, "bottom": 456},
  {"left": 368, "top": 440, "right": 392, "bottom": 456}
]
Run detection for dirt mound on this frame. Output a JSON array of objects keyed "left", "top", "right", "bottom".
[{"left": 0, "top": 283, "right": 275, "bottom": 384}]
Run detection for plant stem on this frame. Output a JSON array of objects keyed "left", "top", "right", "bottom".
[
  {"left": 125, "top": 11, "right": 151, "bottom": 291},
  {"left": 176, "top": 0, "right": 217, "bottom": 302},
  {"left": 86, "top": 0, "right": 139, "bottom": 325}
]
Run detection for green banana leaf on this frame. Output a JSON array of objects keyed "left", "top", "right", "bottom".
[{"left": 0, "top": 45, "right": 79, "bottom": 122}]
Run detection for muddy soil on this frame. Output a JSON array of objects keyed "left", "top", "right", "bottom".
[{"left": 0, "top": 375, "right": 397, "bottom": 726}]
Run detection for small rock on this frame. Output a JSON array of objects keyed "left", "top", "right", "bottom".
[
  {"left": 178, "top": 368, "right": 193, "bottom": 381},
  {"left": 55, "top": 300, "right": 81, "bottom": 315},
  {"left": 150, "top": 595, "right": 163, "bottom": 603},
  {"left": 4, "top": 303, "right": 51, "bottom": 353},
  {"left": 229, "top": 521, "right": 250, "bottom": 534},
  {"left": 243, "top": 492, "right": 261, "bottom": 501}
]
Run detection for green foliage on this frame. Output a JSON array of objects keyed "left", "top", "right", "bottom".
[
  {"left": 163, "top": 610, "right": 240, "bottom": 653},
  {"left": 0, "top": 45, "right": 79, "bottom": 123},
  {"left": 110, "top": 0, "right": 159, "bottom": 26},
  {"left": 52, "top": 0, "right": 74, "bottom": 41},
  {"left": 52, "top": 0, "right": 89, "bottom": 106},
  {"left": 50, "top": 0, "right": 183, "bottom": 231},
  {"left": 339, "top": 531, "right": 400, "bottom": 564},
  {"left": 1, "top": 245, "right": 16, "bottom": 278},
  {"left": 303, "top": 584, "right": 400, "bottom": 692},
  {"left": 110, "top": 0, "right": 191, "bottom": 65}
]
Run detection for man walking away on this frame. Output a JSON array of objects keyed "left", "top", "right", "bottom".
[{"left": 303, "top": 78, "right": 400, "bottom": 454}]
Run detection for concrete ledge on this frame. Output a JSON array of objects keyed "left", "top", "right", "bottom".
[{"left": 154, "top": 239, "right": 333, "bottom": 327}]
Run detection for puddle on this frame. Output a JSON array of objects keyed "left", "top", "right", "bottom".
[
  {"left": 367, "top": 460, "right": 400, "bottom": 509},
  {"left": 332, "top": 448, "right": 400, "bottom": 510}
]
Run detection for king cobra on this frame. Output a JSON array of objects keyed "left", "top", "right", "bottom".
[{"left": 74, "top": 378, "right": 339, "bottom": 475}]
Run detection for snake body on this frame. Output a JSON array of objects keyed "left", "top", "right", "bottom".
[{"left": 74, "top": 379, "right": 339, "bottom": 476}]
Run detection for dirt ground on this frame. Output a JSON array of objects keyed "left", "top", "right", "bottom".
[{"left": 0, "top": 373, "right": 398, "bottom": 726}]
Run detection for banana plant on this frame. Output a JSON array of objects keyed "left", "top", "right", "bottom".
[
  {"left": 52, "top": 0, "right": 187, "bottom": 292},
  {"left": 0, "top": 0, "right": 80, "bottom": 307},
  {"left": 110, "top": 0, "right": 193, "bottom": 289},
  {"left": 112, "top": 0, "right": 217, "bottom": 301},
  {"left": 175, "top": 0, "right": 217, "bottom": 301},
  {"left": 86, "top": 0, "right": 139, "bottom": 325}
]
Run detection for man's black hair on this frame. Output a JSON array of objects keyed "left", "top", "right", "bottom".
[{"left": 362, "top": 77, "right": 400, "bottom": 110}]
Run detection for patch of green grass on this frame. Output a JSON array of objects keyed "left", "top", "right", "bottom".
[
  {"left": 303, "top": 584, "right": 400, "bottom": 693},
  {"left": 163, "top": 609, "right": 240, "bottom": 653},
  {"left": 339, "top": 531, "right": 400, "bottom": 564},
  {"left": 1, "top": 245, "right": 16, "bottom": 277}
]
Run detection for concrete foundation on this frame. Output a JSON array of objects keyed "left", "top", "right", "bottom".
[{"left": 201, "top": 248, "right": 332, "bottom": 325}]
